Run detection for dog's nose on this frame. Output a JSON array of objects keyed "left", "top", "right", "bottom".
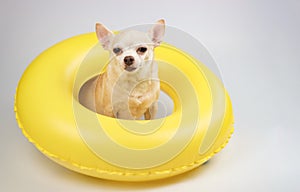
[{"left": 124, "top": 56, "right": 134, "bottom": 66}]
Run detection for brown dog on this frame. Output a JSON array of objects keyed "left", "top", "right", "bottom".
[{"left": 79, "top": 20, "right": 165, "bottom": 120}]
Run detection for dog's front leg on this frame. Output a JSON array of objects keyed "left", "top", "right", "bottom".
[{"left": 144, "top": 102, "right": 158, "bottom": 120}]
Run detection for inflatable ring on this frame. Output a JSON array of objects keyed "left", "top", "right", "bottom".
[{"left": 15, "top": 33, "right": 234, "bottom": 181}]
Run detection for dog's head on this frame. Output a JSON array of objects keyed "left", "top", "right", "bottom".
[{"left": 96, "top": 20, "right": 165, "bottom": 72}]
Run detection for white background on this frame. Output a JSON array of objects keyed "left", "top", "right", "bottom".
[{"left": 1, "top": 0, "right": 299, "bottom": 191}]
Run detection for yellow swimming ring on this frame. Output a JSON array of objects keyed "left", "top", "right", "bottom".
[{"left": 15, "top": 33, "right": 234, "bottom": 181}]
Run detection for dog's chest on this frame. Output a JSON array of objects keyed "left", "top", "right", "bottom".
[
  {"left": 112, "top": 76, "right": 149, "bottom": 102},
  {"left": 111, "top": 77, "right": 155, "bottom": 118}
]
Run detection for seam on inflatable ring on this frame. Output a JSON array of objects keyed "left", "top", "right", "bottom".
[{"left": 15, "top": 92, "right": 234, "bottom": 178}]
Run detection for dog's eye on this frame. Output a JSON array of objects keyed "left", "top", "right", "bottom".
[
  {"left": 113, "top": 47, "right": 122, "bottom": 55},
  {"left": 137, "top": 47, "right": 147, "bottom": 54}
]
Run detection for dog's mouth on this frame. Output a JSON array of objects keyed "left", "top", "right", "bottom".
[{"left": 124, "top": 66, "right": 137, "bottom": 72}]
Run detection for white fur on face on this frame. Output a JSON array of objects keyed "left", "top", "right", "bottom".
[
  {"left": 110, "top": 30, "right": 155, "bottom": 73},
  {"left": 112, "top": 46, "right": 153, "bottom": 72}
]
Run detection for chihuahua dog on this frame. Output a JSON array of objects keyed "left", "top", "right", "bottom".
[{"left": 79, "top": 19, "right": 165, "bottom": 120}]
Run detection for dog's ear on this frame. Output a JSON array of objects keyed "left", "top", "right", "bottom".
[
  {"left": 96, "top": 23, "right": 114, "bottom": 50},
  {"left": 148, "top": 19, "right": 165, "bottom": 47}
]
